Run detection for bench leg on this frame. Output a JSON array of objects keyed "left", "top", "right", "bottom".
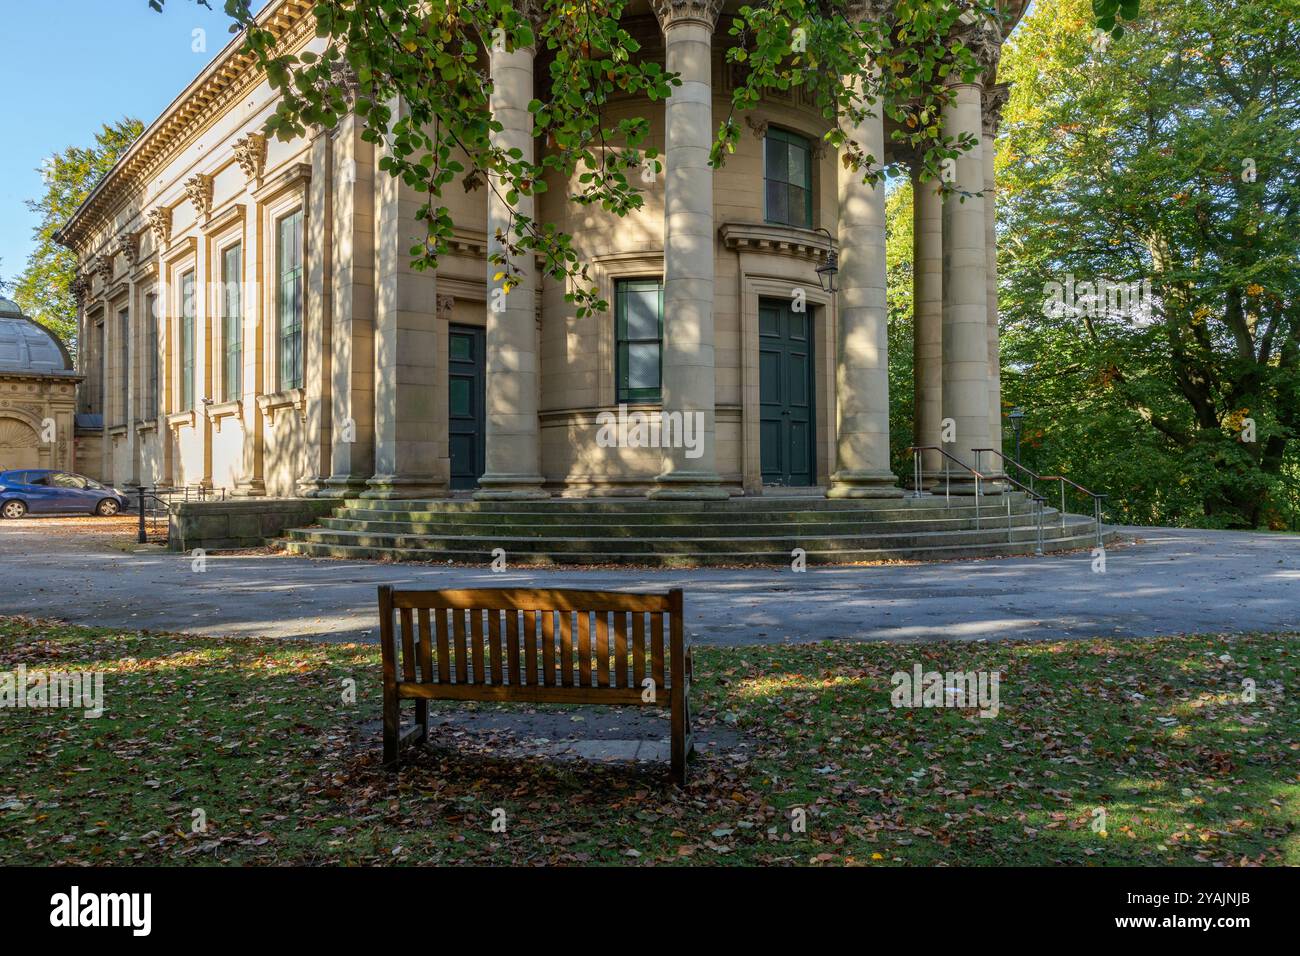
[{"left": 382, "top": 692, "right": 400, "bottom": 769}]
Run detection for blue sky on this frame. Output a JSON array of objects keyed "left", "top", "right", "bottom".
[{"left": 0, "top": 0, "right": 270, "bottom": 288}]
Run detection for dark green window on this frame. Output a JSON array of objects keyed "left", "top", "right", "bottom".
[
  {"left": 144, "top": 293, "right": 158, "bottom": 419},
  {"left": 180, "top": 270, "right": 195, "bottom": 411},
  {"left": 764, "top": 127, "right": 813, "bottom": 228},
  {"left": 117, "top": 308, "right": 130, "bottom": 427},
  {"left": 222, "top": 244, "right": 242, "bottom": 402},
  {"left": 615, "top": 278, "right": 663, "bottom": 403},
  {"left": 276, "top": 210, "right": 304, "bottom": 391}
]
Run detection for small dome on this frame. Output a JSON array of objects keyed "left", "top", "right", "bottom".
[{"left": 0, "top": 303, "right": 74, "bottom": 375}]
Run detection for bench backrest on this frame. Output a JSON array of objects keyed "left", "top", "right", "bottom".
[{"left": 378, "top": 587, "right": 686, "bottom": 703}]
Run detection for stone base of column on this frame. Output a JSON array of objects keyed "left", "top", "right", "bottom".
[
  {"left": 647, "top": 471, "right": 731, "bottom": 500},
  {"left": 362, "top": 475, "right": 449, "bottom": 499},
  {"left": 474, "top": 473, "right": 550, "bottom": 500},
  {"left": 827, "top": 469, "right": 906, "bottom": 499},
  {"left": 318, "top": 477, "right": 371, "bottom": 498},
  {"left": 233, "top": 478, "right": 268, "bottom": 498}
]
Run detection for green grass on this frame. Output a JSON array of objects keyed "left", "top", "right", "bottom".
[{"left": 0, "top": 616, "right": 1295, "bottom": 865}]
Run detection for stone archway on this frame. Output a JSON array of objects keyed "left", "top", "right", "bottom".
[{"left": 0, "top": 415, "right": 41, "bottom": 471}]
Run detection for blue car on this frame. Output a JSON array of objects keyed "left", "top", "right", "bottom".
[{"left": 0, "top": 469, "right": 129, "bottom": 519}]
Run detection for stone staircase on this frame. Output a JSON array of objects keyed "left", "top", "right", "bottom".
[{"left": 280, "top": 493, "right": 1118, "bottom": 567}]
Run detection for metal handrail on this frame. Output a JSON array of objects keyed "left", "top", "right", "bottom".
[
  {"left": 972, "top": 448, "right": 1107, "bottom": 548},
  {"left": 906, "top": 445, "right": 1046, "bottom": 555}
]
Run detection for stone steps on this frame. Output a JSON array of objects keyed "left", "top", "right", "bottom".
[{"left": 279, "top": 492, "right": 1115, "bottom": 567}]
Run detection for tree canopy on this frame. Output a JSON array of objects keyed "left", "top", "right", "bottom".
[{"left": 15, "top": 118, "right": 143, "bottom": 349}]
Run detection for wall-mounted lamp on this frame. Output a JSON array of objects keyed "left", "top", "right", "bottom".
[{"left": 812, "top": 227, "right": 838, "bottom": 294}]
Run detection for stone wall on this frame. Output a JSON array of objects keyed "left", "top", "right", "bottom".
[{"left": 168, "top": 497, "right": 335, "bottom": 552}]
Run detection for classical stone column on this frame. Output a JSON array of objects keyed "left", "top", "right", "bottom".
[
  {"left": 983, "top": 83, "right": 1010, "bottom": 473},
  {"left": 828, "top": 60, "right": 902, "bottom": 498},
  {"left": 647, "top": 0, "right": 727, "bottom": 499},
  {"left": 322, "top": 110, "right": 377, "bottom": 497},
  {"left": 912, "top": 169, "right": 944, "bottom": 485},
  {"left": 115, "top": 235, "right": 140, "bottom": 487},
  {"left": 366, "top": 97, "right": 447, "bottom": 499},
  {"left": 940, "top": 78, "right": 993, "bottom": 489},
  {"left": 475, "top": 24, "right": 547, "bottom": 499},
  {"left": 296, "top": 127, "right": 333, "bottom": 496}
]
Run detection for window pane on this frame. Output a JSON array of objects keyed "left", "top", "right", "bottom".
[
  {"left": 766, "top": 135, "right": 788, "bottom": 181},
  {"left": 787, "top": 184, "right": 809, "bottom": 228},
  {"left": 766, "top": 179, "right": 788, "bottom": 225},
  {"left": 787, "top": 142, "right": 808, "bottom": 190},
  {"left": 623, "top": 287, "right": 660, "bottom": 341},
  {"left": 626, "top": 342, "right": 660, "bottom": 391}
]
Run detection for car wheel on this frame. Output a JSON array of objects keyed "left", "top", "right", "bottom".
[
  {"left": 95, "top": 498, "right": 120, "bottom": 517},
  {"left": 1, "top": 500, "right": 28, "bottom": 519}
]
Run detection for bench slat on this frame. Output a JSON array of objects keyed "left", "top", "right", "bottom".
[
  {"left": 391, "top": 588, "right": 672, "bottom": 613},
  {"left": 396, "top": 682, "right": 646, "bottom": 705},
  {"left": 400, "top": 607, "right": 416, "bottom": 683},
  {"left": 506, "top": 610, "right": 520, "bottom": 687},
  {"left": 578, "top": 611, "right": 592, "bottom": 687},
  {"left": 417, "top": 608, "right": 433, "bottom": 684},
  {"left": 651, "top": 611, "right": 665, "bottom": 697},
  {"left": 525, "top": 610, "right": 538, "bottom": 686},
  {"left": 613, "top": 612, "right": 628, "bottom": 688},
  {"left": 541, "top": 610, "right": 556, "bottom": 687},
  {"left": 488, "top": 609, "right": 503, "bottom": 685},
  {"left": 596, "top": 612, "right": 610, "bottom": 687},
  {"left": 633, "top": 612, "right": 646, "bottom": 689},
  {"left": 559, "top": 611, "right": 574, "bottom": 687},
  {"left": 470, "top": 609, "right": 486, "bottom": 684},
  {"left": 435, "top": 608, "right": 451, "bottom": 684},
  {"left": 453, "top": 608, "right": 469, "bottom": 684}
]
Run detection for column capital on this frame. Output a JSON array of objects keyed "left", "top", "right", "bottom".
[
  {"left": 652, "top": 0, "right": 723, "bottom": 31},
  {"left": 842, "top": 0, "right": 893, "bottom": 24},
  {"left": 982, "top": 82, "right": 1011, "bottom": 137},
  {"left": 951, "top": 11, "right": 1003, "bottom": 81}
]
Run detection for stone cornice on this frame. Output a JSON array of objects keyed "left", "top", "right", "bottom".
[
  {"left": 652, "top": 0, "right": 723, "bottom": 30},
  {"left": 719, "top": 221, "right": 834, "bottom": 261},
  {"left": 56, "top": 0, "right": 316, "bottom": 253}
]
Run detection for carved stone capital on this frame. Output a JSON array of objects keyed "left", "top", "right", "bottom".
[
  {"left": 113, "top": 232, "right": 139, "bottom": 268},
  {"left": 982, "top": 82, "right": 1011, "bottom": 136},
  {"left": 952, "top": 11, "right": 1003, "bottom": 79},
  {"left": 436, "top": 293, "right": 455, "bottom": 321},
  {"left": 744, "top": 115, "right": 768, "bottom": 139},
  {"left": 93, "top": 253, "right": 114, "bottom": 285},
  {"left": 843, "top": 0, "right": 893, "bottom": 24},
  {"left": 233, "top": 132, "right": 268, "bottom": 185},
  {"left": 652, "top": 0, "right": 723, "bottom": 31},
  {"left": 184, "top": 174, "right": 214, "bottom": 222},
  {"left": 146, "top": 207, "right": 172, "bottom": 249},
  {"left": 70, "top": 275, "right": 91, "bottom": 307}
]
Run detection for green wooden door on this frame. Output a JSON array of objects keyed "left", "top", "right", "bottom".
[
  {"left": 758, "top": 298, "right": 815, "bottom": 487},
  {"left": 448, "top": 324, "right": 486, "bottom": 490}
]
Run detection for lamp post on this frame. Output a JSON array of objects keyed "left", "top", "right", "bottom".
[{"left": 1008, "top": 406, "right": 1025, "bottom": 465}]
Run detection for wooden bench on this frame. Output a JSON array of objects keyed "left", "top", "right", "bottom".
[{"left": 378, "top": 586, "right": 695, "bottom": 783}]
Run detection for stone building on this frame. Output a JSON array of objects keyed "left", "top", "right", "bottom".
[
  {"left": 0, "top": 297, "right": 79, "bottom": 474},
  {"left": 58, "top": 0, "right": 1023, "bottom": 501}
]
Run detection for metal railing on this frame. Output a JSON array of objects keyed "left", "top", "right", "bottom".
[
  {"left": 128, "top": 485, "right": 228, "bottom": 545},
  {"left": 972, "top": 448, "right": 1107, "bottom": 548},
  {"left": 906, "top": 445, "right": 1047, "bottom": 555}
]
